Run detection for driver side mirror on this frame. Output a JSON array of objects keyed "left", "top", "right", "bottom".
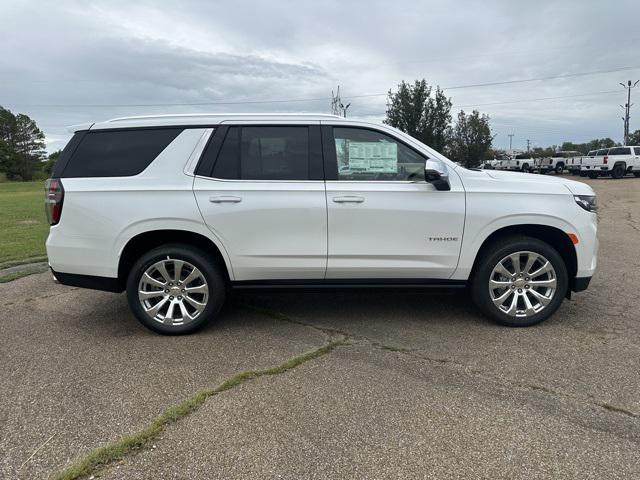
[{"left": 424, "top": 158, "right": 451, "bottom": 191}]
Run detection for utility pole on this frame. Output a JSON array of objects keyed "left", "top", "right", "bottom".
[
  {"left": 508, "top": 134, "right": 514, "bottom": 151},
  {"left": 526, "top": 139, "right": 531, "bottom": 152},
  {"left": 331, "top": 86, "right": 351, "bottom": 117},
  {"left": 620, "top": 80, "right": 639, "bottom": 145}
]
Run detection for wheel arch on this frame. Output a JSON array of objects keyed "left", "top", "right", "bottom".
[
  {"left": 469, "top": 224, "right": 577, "bottom": 282},
  {"left": 118, "top": 229, "right": 232, "bottom": 286}
]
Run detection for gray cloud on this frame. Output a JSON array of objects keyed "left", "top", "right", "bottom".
[{"left": 1, "top": 0, "right": 639, "bottom": 152}]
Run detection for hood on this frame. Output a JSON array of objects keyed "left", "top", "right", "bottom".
[{"left": 460, "top": 168, "right": 595, "bottom": 196}]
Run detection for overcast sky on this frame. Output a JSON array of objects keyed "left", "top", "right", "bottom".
[{"left": 1, "top": 0, "right": 639, "bottom": 153}]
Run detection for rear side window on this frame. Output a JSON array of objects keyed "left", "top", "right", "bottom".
[
  {"left": 609, "top": 147, "right": 631, "bottom": 155},
  {"left": 212, "top": 126, "right": 311, "bottom": 180},
  {"left": 61, "top": 128, "right": 183, "bottom": 178},
  {"left": 635, "top": 147, "right": 640, "bottom": 155}
]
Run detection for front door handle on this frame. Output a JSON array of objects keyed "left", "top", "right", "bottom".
[
  {"left": 332, "top": 195, "right": 365, "bottom": 203},
  {"left": 209, "top": 195, "right": 242, "bottom": 203}
]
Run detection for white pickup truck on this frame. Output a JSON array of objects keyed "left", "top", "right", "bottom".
[
  {"left": 538, "top": 151, "right": 582, "bottom": 175},
  {"left": 495, "top": 153, "right": 534, "bottom": 172},
  {"left": 580, "top": 146, "right": 640, "bottom": 179}
]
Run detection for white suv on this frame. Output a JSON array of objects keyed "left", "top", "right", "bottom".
[{"left": 45, "top": 114, "right": 598, "bottom": 334}]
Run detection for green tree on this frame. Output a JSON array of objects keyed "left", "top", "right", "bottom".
[
  {"left": 447, "top": 110, "right": 493, "bottom": 168},
  {"left": 628, "top": 130, "right": 640, "bottom": 146},
  {"left": 41, "top": 150, "right": 61, "bottom": 177},
  {"left": 384, "top": 79, "right": 452, "bottom": 152},
  {"left": 0, "top": 106, "right": 46, "bottom": 180}
]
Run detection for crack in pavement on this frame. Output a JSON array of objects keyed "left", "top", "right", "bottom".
[
  {"left": 241, "top": 303, "right": 640, "bottom": 421},
  {"left": 48, "top": 338, "right": 348, "bottom": 480}
]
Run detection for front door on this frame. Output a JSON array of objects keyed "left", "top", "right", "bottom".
[
  {"left": 322, "top": 125, "right": 465, "bottom": 279},
  {"left": 193, "top": 124, "right": 327, "bottom": 281}
]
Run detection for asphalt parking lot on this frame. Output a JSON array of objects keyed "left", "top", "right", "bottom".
[{"left": 2, "top": 177, "right": 639, "bottom": 479}]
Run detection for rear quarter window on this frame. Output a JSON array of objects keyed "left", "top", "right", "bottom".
[{"left": 60, "top": 128, "right": 183, "bottom": 178}]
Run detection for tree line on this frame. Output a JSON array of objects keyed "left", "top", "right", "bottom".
[
  {"left": 0, "top": 107, "right": 59, "bottom": 181},
  {"left": 384, "top": 79, "right": 640, "bottom": 167}
]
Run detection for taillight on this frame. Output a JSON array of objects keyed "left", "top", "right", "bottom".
[
  {"left": 603, "top": 156, "right": 608, "bottom": 164},
  {"left": 45, "top": 178, "right": 64, "bottom": 225}
]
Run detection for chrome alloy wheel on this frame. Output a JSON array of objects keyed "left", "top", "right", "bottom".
[
  {"left": 138, "top": 258, "right": 209, "bottom": 326},
  {"left": 488, "top": 251, "right": 557, "bottom": 318}
]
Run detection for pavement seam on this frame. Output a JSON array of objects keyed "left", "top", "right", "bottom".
[
  {"left": 242, "top": 304, "right": 640, "bottom": 420},
  {"left": 48, "top": 339, "right": 348, "bottom": 480}
]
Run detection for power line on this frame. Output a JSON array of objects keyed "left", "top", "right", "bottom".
[
  {"left": 4, "top": 65, "right": 640, "bottom": 109},
  {"left": 354, "top": 89, "right": 623, "bottom": 117}
]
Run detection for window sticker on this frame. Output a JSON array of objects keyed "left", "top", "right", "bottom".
[{"left": 342, "top": 141, "right": 398, "bottom": 173}]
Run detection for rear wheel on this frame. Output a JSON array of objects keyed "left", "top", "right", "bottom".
[
  {"left": 588, "top": 171, "right": 598, "bottom": 179},
  {"left": 521, "top": 163, "right": 530, "bottom": 173},
  {"left": 612, "top": 164, "right": 625, "bottom": 179},
  {"left": 555, "top": 163, "right": 564, "bottom": 174},
  {"left": 471, "top": 236, "right": 568, "bottom": 327},
  {"left": 126, "top": 244, "right": 226, "bottom": 334}
]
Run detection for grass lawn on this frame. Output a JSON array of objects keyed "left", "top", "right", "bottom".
[{"left": 0, "top": 181, "right": 49, "bottom": 266}]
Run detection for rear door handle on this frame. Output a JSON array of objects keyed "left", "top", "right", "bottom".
[
  {"left": 209, "top": 195, "right": 242, "bottom": 203},
  {"left": 332, "top": 195, "right": 365, "bottom": 203}
]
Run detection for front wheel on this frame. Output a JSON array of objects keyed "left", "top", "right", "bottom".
[
  {"left": 555, "top": 163, "right": 564, "bottom": 174},
  {"left": 126, "top": 244, "right": 226, "bottom": 334},
  {"left": 471, "top": 236, "right": 568, "bottom": 327}
]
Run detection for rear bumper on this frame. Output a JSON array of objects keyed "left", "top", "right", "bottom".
[{"left": 51, "top": 268, "right": 123, "bottom": 293}]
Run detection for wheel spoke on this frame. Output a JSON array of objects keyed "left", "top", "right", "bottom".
[
  {"left": 509, "top": 253, "right": 521, "bottom": 274},
  {"left": 156, "top": 262, "right": 172, "bottom": 283},
  {"left": 494, "top": 262, "right": 513, "bottom": 278},
  {"left": 178, "top": 301, "right": 192, "bottom": 321},
  {"left": 182, "top": 267, "right": 201, "bottom": 286},
  {"left": 529, "top": 278, "right": 557, "bottom": 288},
  {"left": 184, "top": 295, "right": 206, "bottom": 312},
  {"left": 185, "top": 284, "right": 208, "bottom": 295},
  {"left": 528, "top": 288, "right": 552, "bottom": 306},
  {"left": 139, "top": 289, "right": 164, "bottom": 300},
  {"left": 529, "top": 261, "right": 552, "bottom": 278},
  {"left": 492, "top": 289, "right": 512, "bottom": 307},
  {"left": 145, "top": 297, "right": 169, "bottom": 317},
  {"left": 173, "top": 260, "right": 184, "bottom": 283},
  {"left": 164, "top": 301, "right": 176, "bottom": 324},
  {"left": 522, "top": 292, "right": 536, "bottom": 316},
  {"left": 143, "top": 273, "right": 165, "bottom": 288},
  {"left": 505, "top": 293, "right": 519, "bottom": 315},
  {"left": 522, "top": 253, "right": 538, "bottom": 276}
]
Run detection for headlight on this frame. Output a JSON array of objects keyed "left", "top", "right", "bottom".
[{"left": 574, "top": 195, "right": 597, "bottom": 212}]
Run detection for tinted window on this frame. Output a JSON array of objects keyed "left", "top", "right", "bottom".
[
  {"left": 212, "top": 126, "right": 310, "bottom": 180},
  {"left": 635, "top": 147, "right": 640, "bottom": 155},
  {"left": 609, "top": 147, "right": 631, "bottom": 155},
  {"left": 61, "top": 128, "right": 182, "bottom": 178},
  {"left": 333, "top": 127, "right": 426, "bottom": 181},
  {"left": 596, "top": 149, "right": 609, "bottom": 155}
]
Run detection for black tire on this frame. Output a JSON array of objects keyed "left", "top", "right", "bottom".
[
  {"left": 587, "top": 171, "right": 598, "bottom": 179},
  {"left": 634, "top": 172, "right": 640, "bottom": 178},
  {"left": 612, "top": 164, "right": 625, "bottom": 179},
  {"left": 555, "top": 163, "right": 564, "bottom": 174},
  {"left": 521, "top": 163, "right": 530, "bottom": 173},
  {"left": 470, "top": 236, "right": 568, "bottom": 327},
  {"left": 126, "top": 243, "right": 226, "bottom": 335}
]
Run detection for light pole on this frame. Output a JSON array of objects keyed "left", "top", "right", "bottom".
[{"left": 620, "top": 80, "right": 639, "bottom": 145}]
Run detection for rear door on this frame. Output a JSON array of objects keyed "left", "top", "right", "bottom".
[
  {"left": 321, "top": 124, "right": 465, "bottom": 280},
  {"left": 193, "top": 123, "right": 327, "bottom": 281}
]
